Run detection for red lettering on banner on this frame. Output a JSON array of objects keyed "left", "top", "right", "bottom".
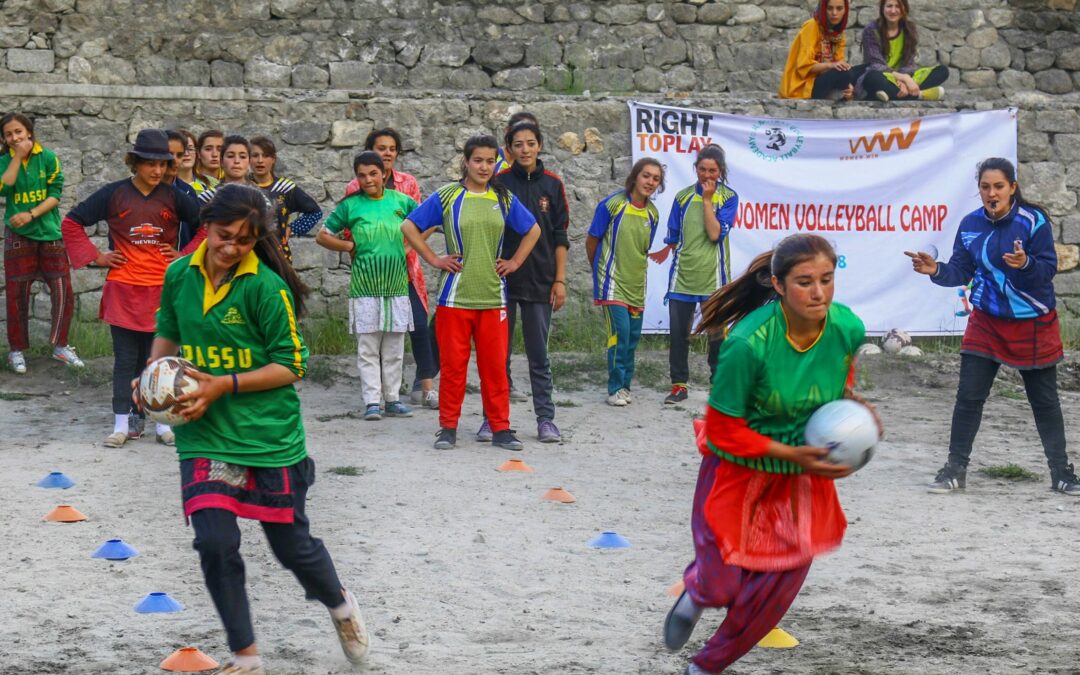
[
  {"left": 635, "top": 133, "right": 714, "bottom": 154},
  {"left": 740, "top": 202, "right": 947, "bottom": 233}
]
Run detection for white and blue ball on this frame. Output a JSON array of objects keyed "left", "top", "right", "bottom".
[{"left": 804, "top": 400, "right": 879, "bottom": 471}]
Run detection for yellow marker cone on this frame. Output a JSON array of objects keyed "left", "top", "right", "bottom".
[{"left": 757, "top": 626, "right": 799, "bottom": 649}]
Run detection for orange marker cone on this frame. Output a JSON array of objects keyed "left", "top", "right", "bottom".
[
  {"left": 160, "top": 646, "right": 219, "bottom": 672},
  {"left": 542, "top": 487, "right": 576, "bottom": 503},
  {"left": 497, "top": 458, "right": 534, "bottom": 473},
  {"left": 43, "top": 505, "right": 87, "bottom": 522},
  {"left": 667, "top": 579, "right": 685, "bottom": 597}
]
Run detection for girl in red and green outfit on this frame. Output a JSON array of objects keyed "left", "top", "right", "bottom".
[
  {"left": 146, "top": 184, "right": 367, "bottom": 675},
  {"left": 0, "top": 112, "right": 82, "bottom": 374},
  {"left": 402, "top": 134, "right": 540, "bottom": 451},
  {"left": 663, "top": 234, "right": 878, "bottom": 674}
]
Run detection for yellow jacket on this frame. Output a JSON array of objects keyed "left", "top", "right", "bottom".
[{"left": 779, "top": 19, "right": 846, "bottom": 99}]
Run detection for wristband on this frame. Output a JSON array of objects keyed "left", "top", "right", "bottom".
[
  {"left": 231, "top": 373, "right": 239, "bottom": 395},
  {"left": 553, "top": 280, "right": 566, "bottom": 286}
]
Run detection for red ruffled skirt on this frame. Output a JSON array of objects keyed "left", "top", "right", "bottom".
[{"left": 961, "top": 308, "right": 1062, "bottom": 370}]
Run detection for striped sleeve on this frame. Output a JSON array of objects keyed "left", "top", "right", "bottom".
[{"left": 258, "top": 279, "right": 309, "bottom": 379}]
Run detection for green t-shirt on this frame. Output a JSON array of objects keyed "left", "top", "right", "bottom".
[
  {"left": 0, "top": 143, "right": 64, "bottom": 241},
  {"left": 707, "top": 301, "right": 865, "bottom": 474},
  {"left": 407, "top": 183, "right": 537, "bottom": 310},
  {"left": 588, "top": 191, "right": 659, "bottom": 308},
  {"left": 665, "top": 183, "right": 739, "bottom": 300},
  {"left": 886, "top": 31, "right": 905, "bottom": 69},
  {"left": 323, "top": 189, "right": 417, "bottom": 298},
  {"left": 156, "top": 244, "right": 310, "bottom": 468}
]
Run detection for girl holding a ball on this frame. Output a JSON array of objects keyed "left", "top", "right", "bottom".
[
  {"left": 145, "top": 184, "right": 368, "bottom": 673},
  {"left": 663, "top": 233, "right": 875, "bottom": 675},
  {"left": 908, "top": 157, "right": 1080, "bottom": 496}
]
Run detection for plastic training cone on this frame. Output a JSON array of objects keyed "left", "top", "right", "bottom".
[
  {"left": 37, "top": 471, "right": 75, "bottom": 489},
  {"left": 589, "top": 531, "right": 631, "bottom": 549},
  {"left": 667, "top": 579, "right": 685, "bottom": 597},
  {"left": 757, "top": 626, "right": 800, "bottom": 649},
  {"left": 91, "top": 538, "right": 138, "bottom": 561},
  {"left": 542, "top": 487, "right": 576, "bottom": 503},
  {"left": 43, "top": 505, "right": 87, "bottom": 522},
  {"left": 160, "top": 646, "right": 219, "bottom": 672},
  {"left": 497, "top": 458, "right": 534, "bottom": 473},
  {"left": 135, "top": 592, "right": 184, "bottom": 613}
]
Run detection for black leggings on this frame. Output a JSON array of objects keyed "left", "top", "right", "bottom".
[
  {"left": 111, "top": 325, "right": 153, "bottom": 415},
  {"left": 811, "top": 64, "right": 867, "bottom": 99},
  {"left": 862, "top": 65, "right": 948, "bottom": 100},
  {"left": 408, "top": 282, "right": 437, "bottom": 382},
  {"left": 190, "top": 458, "right": 344, "bottom": 652},
  {"left": 946, "top": 354, "right": 1069, "bottom": 472}
]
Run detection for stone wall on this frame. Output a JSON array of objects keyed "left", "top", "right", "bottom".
[{"left": 1, "top": 0, "right": 1079, "bottom": 342}]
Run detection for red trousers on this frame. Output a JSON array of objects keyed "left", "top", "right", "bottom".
[
  {"left": 435, "top": 306, "right": 510, "bottom": 432},
  {"left": 4, "top": 230, "right": 74, "bottom": 351}
]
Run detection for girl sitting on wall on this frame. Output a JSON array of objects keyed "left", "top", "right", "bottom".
[
  {"left": 779, "top": 0, "right": 866, "bottom": 101},
  {"left": 857, "top": 0, "right": 949, "bottom": 102}
]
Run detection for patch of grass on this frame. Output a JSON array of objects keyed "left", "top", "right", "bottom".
[
  {"left": 633, "top": 356, "right": 668, "bottom": 390},
  {"left": 978, "top": 464, "right": 1040, "bottom": 481},
  {"left": 326, "top": 465, "right": 368, "bottom": 477},
  {"left": 916, "top": 334, "right": 963, "bottom": 354},
  {"left": 0, "top": 392, "right": 34, "bottom": 401},
  {"left": 302, "top": 318, "right": 355, "bottom": 356},
  {"left": 25, "top": 320, "right": 113, "bottom": 360},
  {"left": 65, "top": 364, "right": 112, "bottom": 388},
  {"left": 315, "top": 411, "right": 353, "bottom": 423},
  {"left": 992, "top": 383, "right": 1026, "bottom": 400},
  {"left": 554, "top": 398, "right": 579, "bottom": 407}
]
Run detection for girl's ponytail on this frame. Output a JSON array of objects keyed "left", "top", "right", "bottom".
[{"left": 695, "top": 251, "right": 776, "bottom": 336}]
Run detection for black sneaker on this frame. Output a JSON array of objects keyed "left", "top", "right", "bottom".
[
  {"left": 492, "top": 429, "right": 523, "bottom": 451},
  {"left": 927, "top": 462, "right": 966, "bottom": 494},
  {"left": 434, "top": 428, "right": 456, "bottom": 450},
  {"left": 664, "top": 385, "right": 688, "bottom": 405},
  {"left": 1052, "top": 464, "right": 1080, "bottom": 496},
  {"left": 663, "top": 589, "right": 703, "bottom": 651}
]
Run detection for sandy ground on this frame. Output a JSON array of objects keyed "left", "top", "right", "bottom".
[{"left": 2, "top": 348, "right": 1080, "bottom": 675}]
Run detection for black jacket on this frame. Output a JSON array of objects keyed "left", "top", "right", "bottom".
[{"left": 498, "top": 159, "right": 570, "bottom": 303}]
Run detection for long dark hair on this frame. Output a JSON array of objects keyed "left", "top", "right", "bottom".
[
  {"left": 195, "top": 129, "right": 223, "bottom": 184},
  {"left": 460, "top": 134, "right": 512, "bottom": 208},
  {"left": 977, "top": 157, "right": 1050, "bottom": 219},
  {"left": 0, "top": 112, "right": 34, "bottom": 151},
  {"left": 813, "top": 0, "right": 849, "bottom": 40},
  {"left": 694, "top": 144, "right": 728, "bottom": 184},
  {"left": 696, "top": 234, "right": 838, "bottom": 335},
  {"left": 872, "top": 0, "right": 917, "bottom": 67},
  {"left": 199, "top": 184, "right": 310, "bottom": 317},
  {"left": 504, "top": 121, "right": 543, "bottom": 152},
  {"left": 624, "top": 157, "right": 665, "bottom": 199}
]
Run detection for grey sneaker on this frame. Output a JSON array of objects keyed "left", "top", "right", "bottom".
[
  {"left": 423, "top": 389, "right": 439, "bottom": 409},
  {"left": 330, "top": 588, "right": 369, "bottom": 664},
  {"left": 127, "top": 413, "right": 145, "bottom": 440},
  {"left": 409, "top": 389, "right": 424, "bottom": 405},
  {"left": 476, "top": 418, "right": 493, "bottom": 442},
  {"left": 52, "top": 345, "right": 85, "bottom": 368},
  {"left": 509, "top": 386, "right": 529, "bottom": 403},
  {"left": 492, "top": 429, "right": 524, "bottom": 451},
  {"left": 1052, "top": 464, "right": 1080, "bottom": 496},
  {"left": 434, "top": 427, "right": 456, "bottom": 449},
  {"left": 928, "top": 463, "right": 966, "bottom": 494},
  {"left": 8, "top": 351, "right": 26, "bottom": 374},
  {"left": 537, "top": 418, "right": 561, "bottom": 443}
]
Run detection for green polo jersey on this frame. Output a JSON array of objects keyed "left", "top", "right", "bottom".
[
  {"left": 665, "top": 183, "right": 738, "bottom": 300},
  {"left": 707, "top": 301, "right": 864, "bottom": 474},
  {"left": 0, "top": 143, "right": 64, "bottom": 241},
  {"left": 323, "top": 189, "right": 416, "bottom": 298},
  {"left": 156, "top": 243, "right": 309, "bottom": 468},
  {"left": 407, "top": 183, "right": 537, "bottom": 309},
  {"left": 588, "top": 191, "right": 659, "bottom": 308}
]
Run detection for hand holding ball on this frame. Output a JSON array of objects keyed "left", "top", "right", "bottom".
[
  {"left": 804, "top": 400, "right": 880, "bottom": 472},
  {"left": 139, "top": 357, "right": 201, "bottom": 427}
]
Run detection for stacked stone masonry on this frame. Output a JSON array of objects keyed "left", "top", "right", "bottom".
[{"left": 0, "top": 0, "right": 1079, "bottom": 337}]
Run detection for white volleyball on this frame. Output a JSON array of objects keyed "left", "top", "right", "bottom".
[
  {"left": 139, "top": 356, "right": 201, "bottom": 427},
  {"left": 804, "top": 400, "right": 879, "bottom": 472}
]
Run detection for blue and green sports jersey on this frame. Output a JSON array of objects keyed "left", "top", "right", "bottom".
[
  {"left": 408, "top": 183, "right": 536, "bottom": 310},
  {"left": 707, "top": 301, "right": 865, "bottom": 474},
  {"left": 665, "top": 183, "right": 739, "bottom": 302},
  {"left": 323, "top": 189, "right": 417, "bottom": 298},
  {"left": 588, "top": 191, "right": 659, "bottom": 308}
]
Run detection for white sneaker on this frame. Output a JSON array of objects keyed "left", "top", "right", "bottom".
[
  {"left": 607, "top": 392, "right": 628, "bottom": 407},
  {"left": 8, "top": 351, "right": 26, "bottom": 374},
  {"left": 331, "top": 589, "right": 369, "bottom": 664},
  {"left": 423, "top": 389, "right": 439, "bottom": 409},
  {"left": 52, "top": 345, "right": 85, "bottom": 368},
  {"left": 103, "top": 431, "right": 127, "bottom": 448},
  {"left": 509, "top": 386, "right": 529, "bottom": 403},
  {"left": 213, "top": 662, "right": 265, "bottom": 675},
  {"left": 617, "top": 388, "right": 633, "bottom": 404},
  {"left": 874, "top": 90, "right": 890, "bottom": 102}
]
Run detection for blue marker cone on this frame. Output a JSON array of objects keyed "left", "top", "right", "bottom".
[
  {"left": 134, "top": 592, "right": 184, "bottom": 613},
  {"left": 91, "top": 538, "right": 138, "bottom": 561},
  {"left": 590, "top": 531, "right": 631, "bottom": 549},
  {"left": 37, "top": 471, "right": 75, "bottom": 489}
]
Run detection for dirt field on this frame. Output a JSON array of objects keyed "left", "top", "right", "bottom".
[{"left": 2, "top": 349, "right": 1079, "bottom": 675}]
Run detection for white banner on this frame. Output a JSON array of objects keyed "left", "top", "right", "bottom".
[{"left": 629, "top": 101, "right": 1018, "bottom": 335}]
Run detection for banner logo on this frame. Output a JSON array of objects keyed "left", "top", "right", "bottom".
[
  {"left": 845, "top": 119, "right": 921, "bottom": 160},
  {"left": 748, "top": 120, "right": 803, "bottom": 162}
]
